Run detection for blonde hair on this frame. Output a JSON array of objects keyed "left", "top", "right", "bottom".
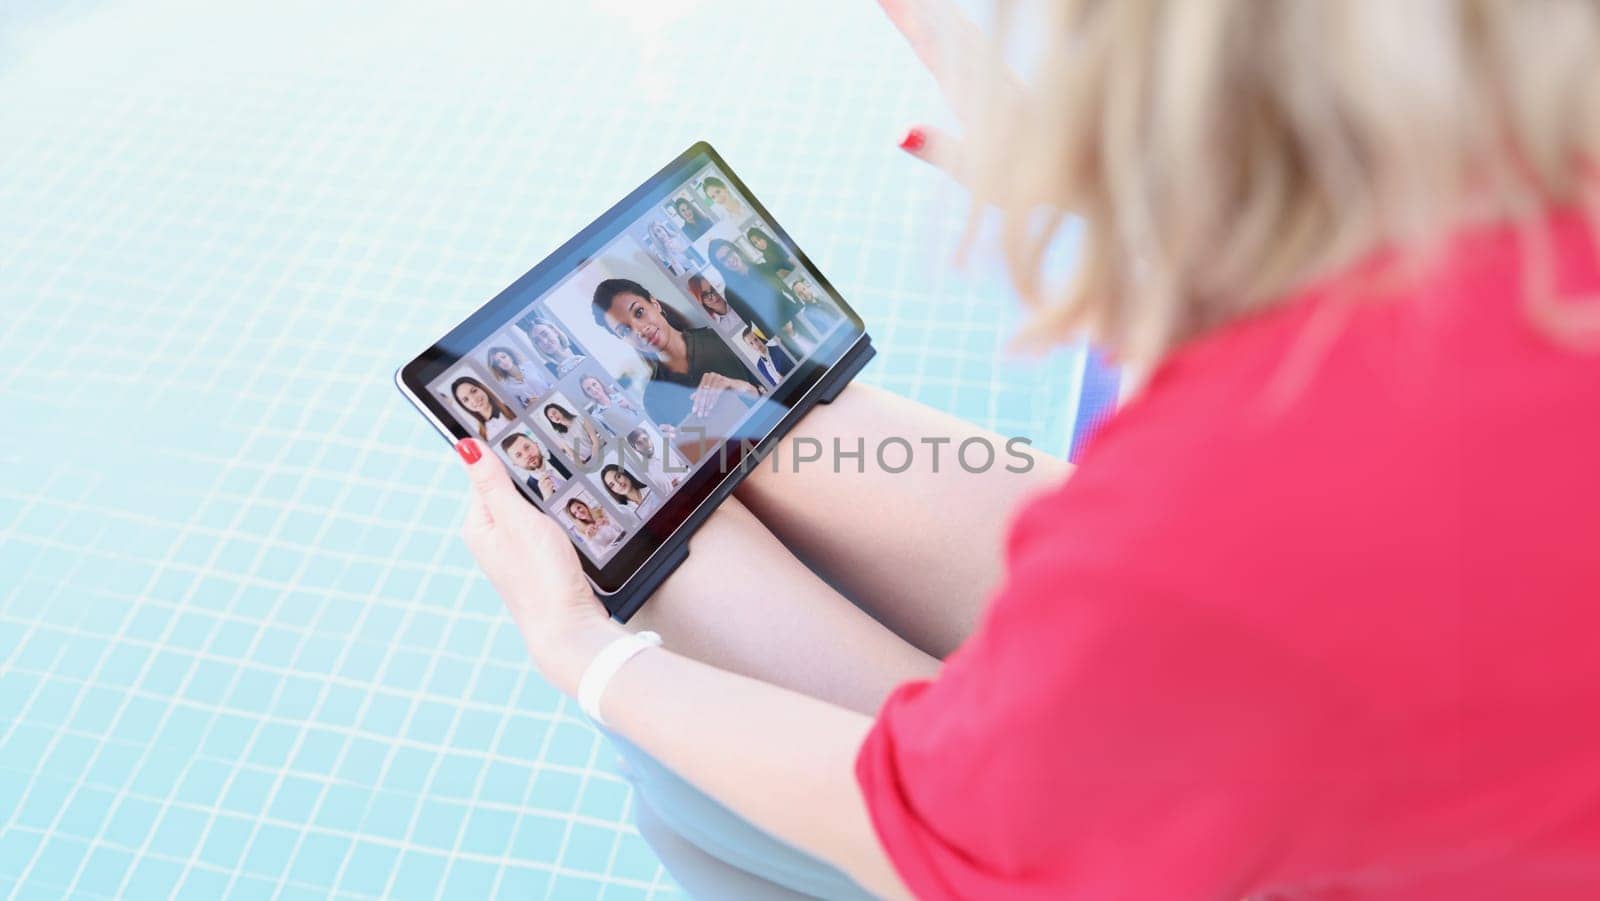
[{"left": 961, "top": 0, "right": 1600, "bottom": 364}]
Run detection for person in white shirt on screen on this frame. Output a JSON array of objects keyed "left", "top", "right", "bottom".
[
  {"left": 484, "top": 344, "right": 554, "bottom": 409},
  {"left": 701, "top": 177, "right": 746, "bottom": 220},
  {"left": 543, "top": 402, "right": 605, "bottom": 468},
  {"left": 498, "top": 431, "right": 569, "bottom": 501},
  {"left": 601, "top": 464, "right": 664, "bottom": 520},
  {"left": 647, "top": 220, "right": 705, "bottom": 276},
  {"left": 565, "top": 497, "right": 624, "bottom": 553},
  {"left": 523, "top": 319, "right": 587, "bottom": 378},
  {"left": 578, "top": 374, "right": 641, "bottom": 437},
  {"left": 687, "top": 274, "right": 747, "bottom": 339},
  {"left": 450, "top": 376, "right": 516, "bottom": 440},
  {"left": 740, "top": 324, "right": 796, "bottom": 388},
  {"left": 791, "top": 280, "right": 843, "bottom": 338},
  {"left": 623, "top": 425, "right": 687, "bottom": 492}
]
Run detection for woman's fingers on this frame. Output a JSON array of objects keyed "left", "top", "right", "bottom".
[
  {"left": 457, "top": 438, "right": 525, "bottom": 528},
  {"left": 898, "top": 124, "right": 963, "bottom": 179},
  {"left": 878, "top": 0, "right": 1024, "bottom": 192}
]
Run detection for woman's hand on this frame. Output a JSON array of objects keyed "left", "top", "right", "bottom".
[
  {"left": 877, "top": 0, "right": 1025, "bottom": 181},
  {"left": 690, "top": 371, "right": 761, "bottom": 418},
  {"left": 455, "top": 439, "right": 621, "bottom": 694}
]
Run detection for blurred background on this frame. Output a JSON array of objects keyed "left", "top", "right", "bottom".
[{"left": 0, "top": 1, "right": 1102, "bottom": 898}]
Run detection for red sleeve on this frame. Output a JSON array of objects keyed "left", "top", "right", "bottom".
[{"left": 853, "top": 478, "right": 1357, "bottom": 900}]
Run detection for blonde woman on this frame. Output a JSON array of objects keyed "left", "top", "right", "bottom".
[{"left": 450, "top": 2, "right": 1600, "bottom": 898}]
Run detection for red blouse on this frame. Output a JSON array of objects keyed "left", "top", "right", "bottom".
[{"left": 857, "top": 211, "right": 1600, "bottom": 899}]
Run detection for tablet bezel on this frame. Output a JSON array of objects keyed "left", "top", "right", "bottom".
[{"left": 397, "top": 141, "right": 868, "bottom": 597}]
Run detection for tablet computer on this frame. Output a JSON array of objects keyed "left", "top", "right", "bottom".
[{"left": 397, "top": 142, "right": 874, "bottom": 621}]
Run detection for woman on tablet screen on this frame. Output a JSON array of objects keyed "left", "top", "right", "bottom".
[
  {"left": 673, "top": 197, "right": 712, "bottom": 241},
  {"left": 601, "top": 464, "right": 663, "bottom": 519},
  {"left": 564, "top": 496, "right": 624, "bottom": 553},
  {"left": 522, "top": 318, "right": 587, "bottom": 378},
  {"left": 590, "top": 277, "right": 763, "bottom": 427},
  {"left": 449, "top": 376, "right": 515, "bottom": 440},
  {"left": 700, "top": 176, "right": 745, "bottom": 220},
  {"left": 687, "top": 273, "right": 747, "bottom": 339},
  {"left": 745, "top": 226, "right": 795, "bottom": 280},
  {"left": 449, "top": 4, "right": 1600, "bottom": 897},
  {"left": 542, "top": 401, "right": 605, "bottom": 467},
  {"left": 485, "top": 344, "right": 553, "bottom": 409}
]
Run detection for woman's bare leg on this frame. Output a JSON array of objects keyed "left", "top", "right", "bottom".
[
  {"left": 735, "top": 383, "right": 1070, "bottom": 659},
  {"left": 625, "top": 496, "right": 939, "bottom": 716}
]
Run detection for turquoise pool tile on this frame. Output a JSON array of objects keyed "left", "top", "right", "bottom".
[
  {"left": 610, "top": 831, "right": 665, "bottom": 884},
  {"left": 527, "top": 770, "right": 582, "bottom": 814},
  {"left": 175, "top": 757, "right": 230, "bottom": 805},
  {"left": 550, "top": 873, "right": 606, "bottom": 901},
  {"left": 459, "top": 806, "right": 517, "bottom": 857},
  {"left": 221, "top": 768, "right": 275, "bottom": 816},
  {"left": 41, "top": 733, "right": 98, "bottom": 784},
  {"left": 429, "top": 753, "right": 483, "bottom": 800},
  {"left": 495, "top": 864, "right": 552, "bottom": 899},
  {"left": 55, "top": 783, "right": 116, "bottom": 839},
  {"left": 336, "top": 841, "right": 399, "bottom": 897},
  {"left": 241, "top": 823, "right": 299, "bottom": 877},
  {"left": 286, "top": 831, "right": 350, "bottom": 887},
  {"left": 122, "top": 854, "right": 183, "bottom": 898},
  {"left": 74, "top": 845, "right": 135, "bottom": 897},
  {"left": 380, "top": 746, "right": 432, "bottom": 794},
  {"left": 138, "top": 650, "right": 195, "bottom": 698},
  {"left": 509, "top": 814, "right": 568, "bottom": 866},
  {"left": 545, "top": 721, "right": 600, "bottom": 769},
  {"left": 101, "top": 796, "right": 157, "bottom": 848},
  {"left": 410, "top": 798, "right": 468, "bottom": 849},
  {"left": 440, "top": 857, "right": 499, "bottom": 898},
  {"left": 150, "top": 805, "right": 208, "bottom": 858},
  {"left": 200, "top": 714, "right": 255, "bottom": 761},
  {"left": 312, "top": 783, "right": 372, "bottom": 832},
  {"left": 0, "top": 829, "right": 44, "bottom": 881},
  {"left": 561, "top": 822, "right": 621, "bottom": 874},
  {"left": 172, "top": 865, "right": 231, "bottom": 901},
  {"left": 198, "top": 815, "right": 254, "bottom": 870},
  {"left": 24, "top": 678, "right": 81, "bottom": 730},
  {"left": 480, "top": 760, "right": 535, "bottom": 805},
  {"left": 403, "top": 701, "right": 456, "bottom": 745},
  {"left": 578, "top": 778, "right": 631, "bottom": 823},
  {"left": 28, "top": 834, "right": 90, "bottom": 888},
  {"left": 600, "top": 882, "right": 653, "bottom": 901},
  {"left": 83, "top": 741, "right": 140, "bottom": 789},
  {"left": 267, "top": 776, "right": 322, "bottom": 823},
  {"left": 358, "top": 791, "right": 417, "bottom": 841},
  {"left": 131, "top": 750, "right": 186, "bottom": 798},
  {"left": 15, "top": 776, "right": 70, "bottom": 830},
  {"left": 388, "top": 850, "right": 448, "bottom": 901},
  {"left": 454, "top": 709, "right": 502, "bottom": 749}
]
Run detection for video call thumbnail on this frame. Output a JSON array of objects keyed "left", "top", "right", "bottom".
[{"left": 432, "top": 162, "right": 847, "bottom": 565}]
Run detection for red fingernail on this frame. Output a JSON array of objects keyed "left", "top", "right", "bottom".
[
  {"left": 455, "top": 439, "right": 481, "bottom": 464},
  {"left": 898, "top": 127, "right": 926, "bottom": 154}
]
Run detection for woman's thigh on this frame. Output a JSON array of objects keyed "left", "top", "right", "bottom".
[
  {"left": 624, "top": 496, "right": 939, "bottom": 716},
  {"left": 734, "top": 383, "right": 1070, "bottom": 659}
]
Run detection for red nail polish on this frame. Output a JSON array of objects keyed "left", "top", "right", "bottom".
[
  {"left": 899, "top": 127, "right": 926, "bottom": 154},
  {"left": 455, "top": 439, "right": 481, "bottom": 464}
]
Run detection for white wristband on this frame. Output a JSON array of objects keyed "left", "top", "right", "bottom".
[{"left": 577, "top": 630, "right": 661, "bottom": 726}]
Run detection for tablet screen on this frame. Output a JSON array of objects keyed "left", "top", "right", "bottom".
[{"left": 401, "top": 143, "right": 865, "bottom": 591}]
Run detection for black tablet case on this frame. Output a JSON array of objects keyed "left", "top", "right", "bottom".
[{"left": 604, "top": 336, "right": 874, "bottom": 622}]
